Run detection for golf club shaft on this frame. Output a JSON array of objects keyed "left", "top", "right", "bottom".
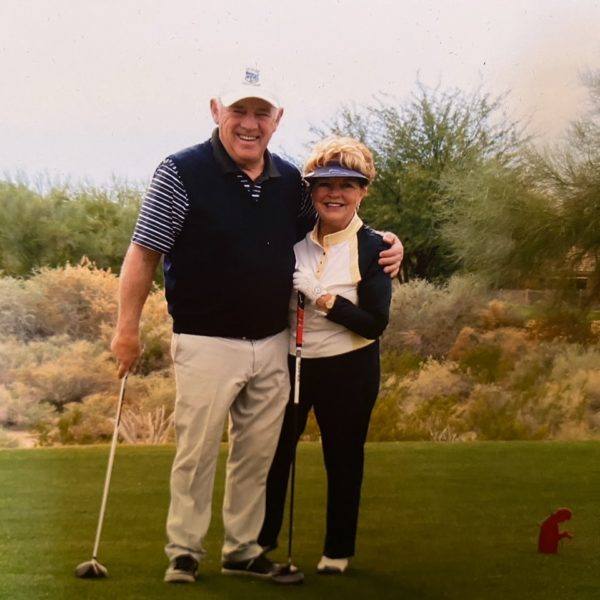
[
  {"left": 288, "top": 292, "right": 305, "bottom": 562},
  {"left": 92, "top": 373, "right": 128, "bottom": 560}
]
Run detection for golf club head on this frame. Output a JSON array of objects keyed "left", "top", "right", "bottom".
[
  {"left": 271, "top": 563, "right": 304, "bottom": 585},
  {"left": 75, "top": 559, "right": 108, "bottom": 579}
]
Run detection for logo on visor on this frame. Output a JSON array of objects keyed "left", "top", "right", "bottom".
[{"left": 244, "top": 67, "right": 260, "bottom": 86}]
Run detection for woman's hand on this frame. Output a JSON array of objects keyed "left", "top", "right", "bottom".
[{"left": 293, "top": 269, "right": 327, "bottom": 303}]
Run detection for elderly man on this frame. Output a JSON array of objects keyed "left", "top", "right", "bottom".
[{"left": 111, "top": 68, "right": 403, "bottom": 584}]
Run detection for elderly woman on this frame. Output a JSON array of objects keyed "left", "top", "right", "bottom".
[{"left": 259, "top": 137, "right": 393, "bottom": 574}]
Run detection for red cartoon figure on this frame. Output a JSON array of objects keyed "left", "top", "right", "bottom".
[{"left": 538, "top": 508, "right": 573, "bottom": 554}]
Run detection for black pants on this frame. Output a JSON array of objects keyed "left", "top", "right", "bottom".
[{"left": 258, "top": 341, "right": 380, "bottom": 558}]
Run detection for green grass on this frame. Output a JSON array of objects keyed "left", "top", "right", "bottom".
[{"left": 2, "top": 442, "right": 600, "bottom": 599}]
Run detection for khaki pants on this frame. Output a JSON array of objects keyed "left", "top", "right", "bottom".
[{"left": 165, "top": 330, "right": 290, "bottom": 563}]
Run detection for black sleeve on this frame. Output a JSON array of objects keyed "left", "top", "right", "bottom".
[{"left": 325, "top": 231, "right": 392, "bottom": 339}]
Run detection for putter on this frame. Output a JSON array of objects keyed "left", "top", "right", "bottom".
[
  {"left": 272, "top": 292, "right": 305, "bottom": 585},
  {"left": 75, "top": 373, "right": 129, "bottom": 579}
]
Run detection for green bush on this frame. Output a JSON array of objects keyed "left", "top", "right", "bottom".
[{"left": 0, "top": 181, "right": 141, "bottom": 277}]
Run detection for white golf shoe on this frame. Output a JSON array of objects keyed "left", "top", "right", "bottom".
[{"left": 316, "top": 555, "right": 349, "bottom": 574}]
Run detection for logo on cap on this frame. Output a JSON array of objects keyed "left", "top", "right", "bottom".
[{"left": 244, "top": 67, "right": 260, "bottom": 86}]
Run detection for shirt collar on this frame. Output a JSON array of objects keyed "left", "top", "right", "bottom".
[
  {"left": 210, "top": 128, "right": 280, "bottom": 182},
  {"left": 309, "top": 213, "right": 363, "bottom": 249}
]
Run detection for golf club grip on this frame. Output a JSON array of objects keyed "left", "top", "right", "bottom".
[
  {"left": 92, "top": 373, "right": 128, "bottom": 559},
  {"left": 293, "top": 292, "right": 305, "bottom": 406},
  {"left": 295, "top": 292, "right": 305, "bottom": 349}
]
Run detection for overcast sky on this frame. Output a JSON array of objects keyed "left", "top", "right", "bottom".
[{"left": 1, "top": 0, "right": 599, "bottom": 186}]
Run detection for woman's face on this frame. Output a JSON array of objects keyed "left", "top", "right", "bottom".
[{"left": 311, "top": 177, "right": 367, "bottom": 233}]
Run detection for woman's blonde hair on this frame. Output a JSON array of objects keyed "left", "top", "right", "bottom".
[{"left": 303, "top": 136, "right": 377, "bottom": 184}]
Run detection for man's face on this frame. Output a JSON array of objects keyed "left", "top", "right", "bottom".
[{"left": 210, "top": 97, "right": 283, "bottom": 169}]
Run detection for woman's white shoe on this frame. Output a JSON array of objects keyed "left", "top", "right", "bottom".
[{"left": 316, "top": 556, "right": 349, "bottom": 574}]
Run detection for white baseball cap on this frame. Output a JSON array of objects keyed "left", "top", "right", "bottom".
[{"left": 219, "top": 67, "right": 281, "bottom": 109}]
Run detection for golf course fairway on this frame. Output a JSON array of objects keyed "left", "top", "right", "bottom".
[{"left": 2, "top": 442, "right": 600, "bottom": 599}]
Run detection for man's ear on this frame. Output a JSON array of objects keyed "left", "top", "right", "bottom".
[
  {"left": 210, "top": 98, "right": 221, "bottom": 125},
  {"left": 274, "top": 107, "right": 284, "bottom": 128}
]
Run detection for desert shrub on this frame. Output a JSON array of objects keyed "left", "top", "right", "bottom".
[
  {"left": 8, "top": 339, "right": 115, "bottom": 409},
  {"left": 30, "top": 259, "right": 119, "bottom": 340},
  {"left": 449, "top": 326, "right": 531, "bottom": 361},
  {"left": 385, "top": 360, "right": 473, "bottom": 441},
  {"left": 549, "top": 345, "right": 600, "bottom": 382},
  {"left": 398, "top": 359, "right": 472, "bottom": 407},
  {"left": 382, "top": 275, "right": 489, "bottom": 357},
  {"left": 120, "top": 372, "right": 175, "bottom": 443},
  {"left": 539, "top": 345, "right": 600, "bottom": 437},
  {"left": 463, "top": 385, "right": 546, "bottom": 440},
  {"left": 449, "top": 326, "right": 532, "bottom": 383},
  {"left": 458, "top": 344, "right": 507, "bottom": 384},
  {"left": 14, "top": 340, "right": 115, "bottom": 408},
  {"left": 0, "top": 429, "right": 20, "bottom": 449},
  {"left": 368, "top": 390, "right": 403, "bottom": 441},
  {"left": 380, "top": 350, "right": 423, "bottom": 379},
  {"left": 57, "top": 394, "right": 116, "bottom": 444},
  {"left": 397, "top": 395, "right": 467, "bottom": 441},
  {"left": 1, "top": 260, "right": 172, "bottom": 363},
  {"left": 0, "top": 277, "right": 42, "bottom": 339},
  {"left": 477, "top": 299, "right": 526, "bottom": 330},
  {"left": 0, "top": 335, "right": 72, "bottom": 369},
  {"left": 507, "top": 343, "right": 561, "bottom": 394},
  {"left": 375, "top": 340, "right": 600, "bottom": 441},
  {"left": 368, "top": 351, "right": 424, "bottom": 441},
  {"left": 455, "top": 343, "right": 600, "bottom": 440},
  {"left": 526, "top": 303, "right": 595, "bottom": 343},
  {"left": 0, "top": 383, "right": 55, "bottom": 429},
  {"left": 56, "top": 371, "right": 175, "bottom": 445},
  {"left": 368, "top": 401, "right": 400, "bottom": 440}
]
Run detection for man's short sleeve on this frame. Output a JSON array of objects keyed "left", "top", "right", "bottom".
[{"left": 131, "top": 158, "right": 189, "bottom": 254}]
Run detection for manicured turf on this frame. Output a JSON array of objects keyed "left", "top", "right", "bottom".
[{"left": 2, "top": 442, "right": 600, "bottom": 599}]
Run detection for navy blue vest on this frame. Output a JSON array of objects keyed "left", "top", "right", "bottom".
[{"left": 165, "top": 139, "right": 301, "bottom": 339}]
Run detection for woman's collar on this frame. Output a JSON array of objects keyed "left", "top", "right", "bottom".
[{"left": 309, "top": 213, "right": 363, "bottom": 249}]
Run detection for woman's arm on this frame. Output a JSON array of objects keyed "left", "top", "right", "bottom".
[{"left": 323, "top": 237, "right": 393, "bottom": 339}]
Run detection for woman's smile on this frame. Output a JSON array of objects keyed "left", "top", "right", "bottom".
[{"left": 311, "top": 178, "right": 367, "bottom": 236}]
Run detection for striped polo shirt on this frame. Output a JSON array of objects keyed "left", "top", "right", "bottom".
[{"left": 132, "top": 129, "right": 315, "bottom": 255}]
